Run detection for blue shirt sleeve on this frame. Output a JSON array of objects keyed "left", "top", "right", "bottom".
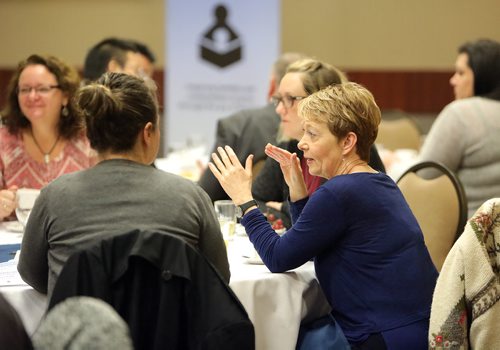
[{"left": 242, "top": 185, "right": 347, "bottom": 272}]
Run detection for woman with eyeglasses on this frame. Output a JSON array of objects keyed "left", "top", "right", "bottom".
[
  {"left": 252, "top": 58, "right": 385, "bottom": 228},
  {"left": 0, "top": 54, "right": 96, "bottom": 220}
]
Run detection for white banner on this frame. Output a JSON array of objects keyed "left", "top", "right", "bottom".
[{"left": 165, "top": 0, "right": 280, "bottom": 153}]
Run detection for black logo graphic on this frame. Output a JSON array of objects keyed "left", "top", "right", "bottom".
[{"left": 200, "top": 4, "right": 242, "bottom": 68}]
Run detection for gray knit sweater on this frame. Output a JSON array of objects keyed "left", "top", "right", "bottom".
[
  {"left": 419, "top": 97, "right": 500, "bottom": 218},
  {"left": 18, "top": 159, "right": 230, "bottom": 298}
]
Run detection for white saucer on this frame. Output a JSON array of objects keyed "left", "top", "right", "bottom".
[
  {"left": 235, "top": 224, "right": 247, "bottom": 237},
  {"left": 275, "top": 228, "right": 286, "bottom": 235},
  {"left": 243, "top": 255, "right": 264, "bottom": 265},
  {"left": 5, "top": 221, "right": 24, "bottom": 233}
]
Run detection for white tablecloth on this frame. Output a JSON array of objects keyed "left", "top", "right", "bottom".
[
  {"left": 228, "top": 236, "right": 331, "bottom": 350},
  {"left": 0, "top": 221, "right": 46, "bottom": 335},
  {"left": 0, "top": 225, "right": 330, "bottom": 349},
  {"left": 378, "top": 147, "right": 419, "bottom": 180},
  {"left": 1, "top": 285, "right": 46, "bottom": 334}
]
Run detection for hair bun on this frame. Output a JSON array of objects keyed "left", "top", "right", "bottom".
[{"left": 76, "top": 83, "right": 120, "bottom": 121}]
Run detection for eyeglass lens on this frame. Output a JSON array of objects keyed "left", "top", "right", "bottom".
[
  {"left": 18, "top": 85, "right": 60, "bottom": 95},
  {"left": 272, "top": 95, "right": 303, "bottom": 108}
]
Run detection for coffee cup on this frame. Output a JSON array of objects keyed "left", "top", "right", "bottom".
[{"left": 16, "top": 188, "right": 41, "bottom": 227}]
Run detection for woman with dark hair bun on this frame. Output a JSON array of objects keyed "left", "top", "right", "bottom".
[
  {"left": 419, "top": 38, "right": 500, "bottom": 217},
  {"left": 0, "top": 54, "right": 95, "bottom": 221},
  {"left": 18, "top": 73, "right": 230, "bottom": 298}
]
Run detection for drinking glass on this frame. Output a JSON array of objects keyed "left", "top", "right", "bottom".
[{"left": 214, "top": 200, "right": 237, "bottom": 242}]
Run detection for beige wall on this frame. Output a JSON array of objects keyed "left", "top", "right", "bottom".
[
  {"left": 0, "top": 0, "right": 499, "bottom": 69},
  {"left": 282, "top": 0, "right": 500, "bottom": 69},
  {"left": 0, "top": 0, "right": 165, "bottom": 68}
]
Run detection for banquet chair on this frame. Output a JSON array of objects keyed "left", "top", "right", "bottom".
[
  {"left": 428, "top": 198, "right": 500, "bottom": 349},
  {"left": 396, "top": 161, "right": 467, "bottom": 272},
  {"left": 48, "top": 229, "right": 255, "bottom": 350},
  {"left": 376, "top": 116, "right": 422, "bottom": 151}
]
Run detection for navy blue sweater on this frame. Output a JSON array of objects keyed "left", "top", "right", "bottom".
[{"left": 242, "top": 172, "right": 438, "bottom": 345}]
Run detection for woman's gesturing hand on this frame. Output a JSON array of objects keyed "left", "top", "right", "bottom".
[
  {"left": 264, "top": 143, "right": 308, "bottom": 202},
  {"left": 208, "top": 146, "right": 254, "bottom": 205}
]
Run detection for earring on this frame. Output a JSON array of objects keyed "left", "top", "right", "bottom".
[{"left": 61, "top": 105, "right": 69, "bottom": 117}]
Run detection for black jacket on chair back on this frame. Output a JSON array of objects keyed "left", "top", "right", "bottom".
[{"left": 48, "top": 229, "right": 254, "bottom": 350}]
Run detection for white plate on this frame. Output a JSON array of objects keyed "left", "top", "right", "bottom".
[
  {"left": 5, "top": 221, "right": 24, "bottom": 233},
  {"left": 243, "top": 255, "right": 264, "bottom": 265},
  {"left": 235, "top": 224, "right": 247, "bottom": 237},
  {"left": 275, "top": 228, "right": 286, "bottom": 235}
]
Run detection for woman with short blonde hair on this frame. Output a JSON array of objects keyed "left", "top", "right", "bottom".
[
  {"left": 209, "top": 82, "right": 437, "bottom": 349},
  {"left": 299, "top": 82, "right": 380, "bottom": 162}
]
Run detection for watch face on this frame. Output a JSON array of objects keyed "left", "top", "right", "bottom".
[{"left": 236, "top": 206, "right": 243, "bottom": 218}]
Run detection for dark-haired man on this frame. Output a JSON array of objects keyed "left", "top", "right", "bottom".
[{"left": 83, "top": 38, "right": 155, "bottom": 83}]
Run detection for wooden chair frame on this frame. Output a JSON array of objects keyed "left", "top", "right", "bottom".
[{"left": 397, "top": 161, "right": 468, "bottom": 271}]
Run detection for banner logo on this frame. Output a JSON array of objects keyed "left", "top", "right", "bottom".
[{"left": 200, "top": 4, "right": 242, "bottom": 68}]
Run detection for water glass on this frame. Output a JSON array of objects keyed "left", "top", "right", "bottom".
[{"left": 214, "top": 200, "right": 237, "bottom": 242}]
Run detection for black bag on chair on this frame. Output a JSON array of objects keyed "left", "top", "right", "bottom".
[{"left": 48, "top": 229, "right": 255, "bottom": 350}]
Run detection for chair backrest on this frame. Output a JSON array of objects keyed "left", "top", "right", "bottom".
[
  {"left": 48, "top": 230, "right": 254, "bottom": 350},
  {"left": 376, "top": 117, "right": 422, "bottom": 151},
  {"left": 396, "top": 161, "right": 467, "bottom": 271}
]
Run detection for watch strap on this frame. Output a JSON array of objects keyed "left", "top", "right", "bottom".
[{"left": 238, "top": 199, "right": 258, "bottom": 217}]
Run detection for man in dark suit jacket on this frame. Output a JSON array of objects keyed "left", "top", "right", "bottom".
[{"left": 198, "top": 52, "right": 307, "bottom": 202}]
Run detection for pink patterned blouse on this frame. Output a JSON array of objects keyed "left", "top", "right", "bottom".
[{"left": 0, "top": 126, "right": 96, "bottom": 189}]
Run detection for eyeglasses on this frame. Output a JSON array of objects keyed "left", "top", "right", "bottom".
[
  {"left": 17, "top": 85, "right": 61, "bottom": 96},
  {"left": 271, "top": 95, "right": 305, "bottom": 109}
]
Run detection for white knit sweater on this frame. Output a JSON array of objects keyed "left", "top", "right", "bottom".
[{"left": 429, "top": 198, "right": 500, "bottom": 349}]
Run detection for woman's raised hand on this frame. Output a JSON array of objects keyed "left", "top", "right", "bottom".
[
  {"left": 264, "top": 143, "right": 308, "bottom": 202},
  {"left": 208, "top": 146, "right": 254, "bottom": 205}
]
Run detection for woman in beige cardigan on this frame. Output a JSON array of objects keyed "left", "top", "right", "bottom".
[{"left": 428, "top": 198, "right": 500, "bottom": 349}]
